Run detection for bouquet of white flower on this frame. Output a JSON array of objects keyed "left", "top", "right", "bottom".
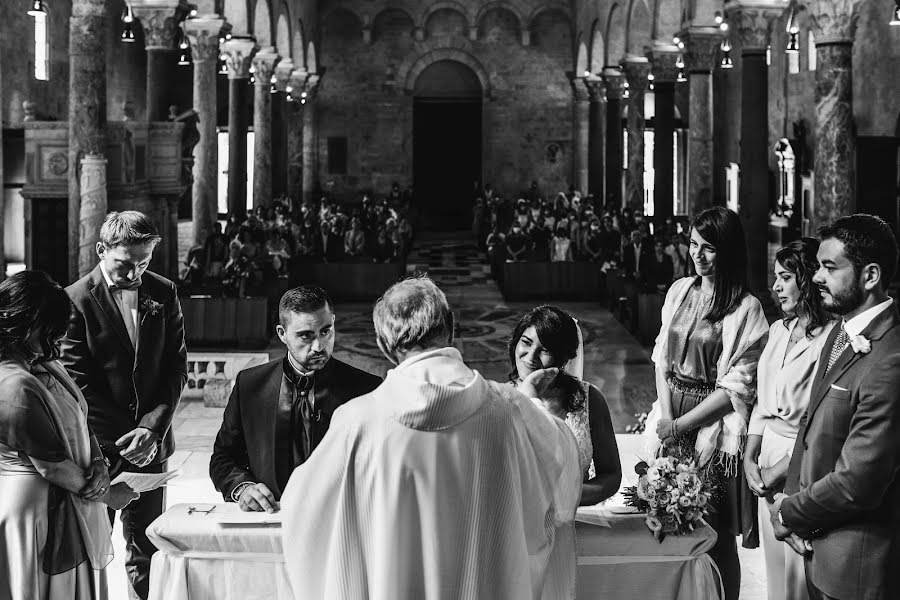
[{"left": 622, "top": 452, "right": 712, "bottom": 542}]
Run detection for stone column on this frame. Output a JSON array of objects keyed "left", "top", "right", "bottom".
[
  {"left": 729, "top": 3, "right": 780, "bottom": 296},
  {"left": 300, "top": 74, "right": 320, "bottom": 202},
  {"left": 251, "top": 48, "right": 280, "bottom": 209},
  {"left": 278, "top": 61, "right": 303, "bottom": 203},
  {"left": 807, "top": 0, "right": 862, "bottom": 228},
  {"left": 78, "top": 155, "right": 108, "bottom": 275},
  {"left": 651, "top": 49, "right": 679, "bottom": 220},
  {"left": 683, "top": 29, "right": 721, "bottom": 215},
  {"left": 69, "top": 0, "right": 108, "bottom": 281},
  {"left": 0, "top": 45, "right": 5, "bottom": 280},
  {"left": 132, "top": 0, "right": 184, "bottom": 121},
  {"left": 585, "top": 76, "right": 606, "bottom": 199},
  {"left": 623, "top": 58, "right": 651, "bottom": 212},
  {"left": 184, "top": 15, "right": 225, "bottom": 247},
  {"left": 222, "top": 37, "right": 257, "bottom": 218},
  {"left": 570, "top": 75, "right": 590, "bottom": 195},
  {"left": 603, "top": 69, "right": 626, "bottom": 209}
]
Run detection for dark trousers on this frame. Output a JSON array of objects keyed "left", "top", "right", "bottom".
[
  {"left": 108, "top": 461, "right": 166, "bottom": 600},
  {"left": 806, "top": 569, "right": 839, "bottom": 600}
]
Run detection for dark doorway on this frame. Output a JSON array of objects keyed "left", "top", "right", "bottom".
[
  {"left": 857, "top": 136, "right": 900, "bottom": 234},
  {"left": 412, "top": 60, "right": 483, "bottom": 231},
  {"left": 31, "top": 198, "right": 69, "bottom": 286}
]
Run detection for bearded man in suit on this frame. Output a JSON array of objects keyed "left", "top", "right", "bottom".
[
  {"left": 770, "top": 214, "right": 900, "bottom": 600},
  {"left": 210, "top": 285, "right": 381, "bottom": 512},
  {"left": 60, "top": 210, "right": 187, "bottom": 600}
]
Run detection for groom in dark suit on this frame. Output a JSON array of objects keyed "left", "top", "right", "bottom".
[
  {"left": 770, "top": 214, "right": 900, "bottom": 600},
  {"left": 60, "top": 211, "right": 187, "bottom": 600},
  {"left": 210, "top": 285, "right": 380, "bottom": 512}
]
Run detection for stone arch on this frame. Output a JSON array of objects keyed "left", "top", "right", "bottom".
[
  {"left": 475, "top": 2, "right": 527, "bottom": 33},
  {"left": 424, "top": 7, "right": 469, "bottom": 38},
  {"left": 275, "top": 8, "right": 291, "bottom": 58},
  {"left": 398, "top": 44, "right": 492, "bottom": 98},
  {"left": 413, "top": 59, "right": 483, "bottom": 97},
  {"left": 576, "top": 38, "right": 589, "bottom": 74},
  {"left": 606, "top": 3, "right": 627, "bottom": 67},
  {"left": 223, "top": 0, "right": 250, "bottom": 33},
  {"left": 320, "top": 3, "right": 368, "bottom": 30},
  {"left": 293, "top": 19, "right": 305, "bottom": 67},
  {"left": 477, "top": 5, "right": 523, "bottom": 43},
  {"left": 626, "top": 0, "right": 652, "bottom": 56},
  {"left": 590, "top": 19, "right": 605, "bottom": 73},
  {"left": 307, "top": 41, "right": 317, "bottom": 73},
  {"left": 653, "top": 0, "right": 682, "bottom": 42},
  {"left": 252, "top": 0, "right": 272, "bottom": 46},
  {"left": 525, "top": 3, "right": 572, "bottom": 31},
  {"left": 372, "top": 7, "right": 416, "bottom": 42},
  {"left": 419, "top": 1, "right": 474, "bottom": 30}
]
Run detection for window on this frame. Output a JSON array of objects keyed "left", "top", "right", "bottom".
[
  {"left": 808, "top": 31, "right": 816, "bottom": 71},
  {"left": 216, "top": 130, "right": 255, "bottom": 215},
  {"left": 327, "top": 137, "right": 347, "bottom": 175},
  {"left": 34, "top": 13, "right": 49, "bottom": 81},
  {"left": 788, "top": 49, "right": 800, "bottom": 74}
]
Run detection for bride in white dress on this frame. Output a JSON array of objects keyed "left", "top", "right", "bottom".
[{"left": 509, "top": 305, "right": 621, "bottom": 505}]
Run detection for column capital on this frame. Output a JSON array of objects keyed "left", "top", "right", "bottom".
[
  {"left": 602, "top": 68, "right": 627, "bottom": 100},
  {"left": 622, "top": 57, "right": 651, "bottom": 92},
  {"left": 649, "top": 49, "right": 680, "bottom": 82},
  {"left": 184, "top": 15, "right": 226, "bottom": 61},
  {"left": 805, "top": 0, "right": 863, "bottom": 44},
  {"left": 569, "top": 76, "right": 590, "bottom": 102},
  {"left": 681, "top": 29, "right": 722, "bottom": 73},
  {"left": 252, "top": 47, "right": 281, "bottom": 87},
  {"left": 289, "top": 70, "right": 320, "bottom": 102},
  {"left": 222, "top": 37, "right": 258, "bottom": 79},
  {"left": 724, "top": 2, "right": 781, "bottom": 51},
  {"left": 131, "top": 0, "right": 188, "bottom": 50},
  {"left": 274, "top": 59, "right": 295, "bottom": 91},
  {"left": 584, "top": 76, "right": 606, "bottom": 102}
]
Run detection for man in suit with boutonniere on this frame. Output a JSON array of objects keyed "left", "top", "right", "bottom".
[
  {"left": 60, "top": 211, "right": 187, "bottom": 600},
  {"left": 769, "top": 214, "right": 900, "bottom": 600}
]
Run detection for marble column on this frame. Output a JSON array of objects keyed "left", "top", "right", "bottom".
[
  {"left": 278, "top": 61, "right": 303, "bottom": 203},
  {"left": 251, "top": 48, "right": 280, "bottom": 209},
  {"left": 0, "top": 45, "right": 5, "bottom": 279},
  {"left": 222, "top": 37, "right": 257, "bottom": 218},
  {"left": 683, "top": 30, "right": 721, "bottom": 215},
  {"left": 729, "top": 3, "right": 779, "bottom": 296},
  {"left": 132, "top": 1, "right": 184, "bottom": 121},
  {"left": 623, "top": 58, "right": 651, "bottom": 212},
  {"left": 651, "top": 50, "right": 679, "bottom": 220},
  {"left": 585, "top": 76, "right": 606, "bottom": 199},
  {"left": 570, "top": 75, "right": 590, "bottom": 194},
  {"left": 603, "top": 69, "right": 626, "bottom": 209},
  {"left": 806, "top": 0, "right": 862, "bottom": 228},
  {"left": 69, "top": 0, "right": 108, "bottom": 281},
  {"left": 79, "top": 155, "right": 108, "bottom": 276},
  {"left": 300, "top": 74, "right": 320, "bottom": 202},
  {"left": 184, "top": 15, "right": 224, "bottom": 247}
]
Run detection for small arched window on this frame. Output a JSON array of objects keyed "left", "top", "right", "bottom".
[
  {"left": 807, "top": 31, "right": 816, "bottom": 71},
  {"left": 34, "top": 9, "right": 49, "bottom": 81}
]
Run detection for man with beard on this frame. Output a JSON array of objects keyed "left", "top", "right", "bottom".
[
  {"left": 770, "top": 214, "right": 900, "bottom": 600},
  {"left": 210, "top": 285, "right": 380, "bottom": 511}
]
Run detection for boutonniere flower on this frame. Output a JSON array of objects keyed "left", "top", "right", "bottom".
[
  {"left": 140, "top": 297, "right": 164, "bottom": 317},
  {"left": 848, "top": 334, "right": 871, "bottom": 354}
]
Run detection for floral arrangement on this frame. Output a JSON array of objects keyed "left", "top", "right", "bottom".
[
  {"left": 622, "top": 452, "right": 712, "bottom": 542},
  {"left": 625, "top": 411, "right": 649, "bottom": 434}
]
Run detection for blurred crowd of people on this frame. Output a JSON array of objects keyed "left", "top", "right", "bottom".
[
  {"left": 475, "top": 181, "right": 694, "bottom": 292},
  {"left": 182, "top": 184, "right": 414, "bottom": 296}
]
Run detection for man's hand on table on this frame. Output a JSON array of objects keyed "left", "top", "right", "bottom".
[{"left": 236, "top": 483, "right": 280, "bottom": 513}]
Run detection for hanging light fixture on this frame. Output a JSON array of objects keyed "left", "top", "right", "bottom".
[
  {"left": 721, "top": 40, "right": 734, "bottom": 69},
  {"left": 676, "top": 69, "right": 687, "bottom": 83},
  {"left": 27, "top": 1, "right": 47, "bottom": 17},
  {"left": 647, "top": 72, "right": 655, "bottom": 91},
  {"left": 892, "top": 3, "right": 900, "bottom": 25},
  {"left": 714, "top": 11, "right": 723, "bottom": 25},
  {"left": 270, "top": 75, "right": 278, "bottom": 94},
  {"left": 675, "top": 53, "right": 685, "bottom": 69},
  {"left": 178, "top": 51, "right": 191, "bottom": 66},
  {"left": 218, "top": 56, "right": 227, "bottom": 74},
  {"left": 786, "top": 7, "right": 800, "bottom": 53},
  {"left": 121, "top": 4, "right": 136, "bottom": 43}
]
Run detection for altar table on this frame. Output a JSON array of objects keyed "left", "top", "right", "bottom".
[{"left": 147, "top": 504, "right": 721, "bottom": 600}]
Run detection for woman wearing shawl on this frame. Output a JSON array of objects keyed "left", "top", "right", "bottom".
[
  {"left": 0, "top": 271, "right": 138, "bottom": 600},
  {"left": 643, "top": 207, "right": 769, "bottom": 600}
]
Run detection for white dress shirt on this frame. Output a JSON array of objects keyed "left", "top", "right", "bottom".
[
  {"left": 842, "top": 298, "right": 894, "bottom": 339},
  {"left": 99, "top": 263, "right": 139, "bottom": 348}
]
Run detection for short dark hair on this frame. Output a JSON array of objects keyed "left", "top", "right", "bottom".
[
  {"left": 278, "top": 285, "right": 333, "bottom": 325},
  {"left": 99, "top": 211, "right": 161, "bottom": 248},
  {"left": 0, "top": 271, "right": 71, "bottom": 363},
  {"left": 690, "top": 206, "right": 749, "bottom": 322},
  {"left": 818, "top": 214, "right": 898, "bottom": 290},
  {"left": 775, "top": 237, "right": 830, "bottom": 338}
]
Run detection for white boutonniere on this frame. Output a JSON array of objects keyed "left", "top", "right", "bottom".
[
  {"left": 848, "top": 334, "right": 871, "bottom": 354},
  {"left": 140, "top": 296, "right": 164, "bottom": 317}
]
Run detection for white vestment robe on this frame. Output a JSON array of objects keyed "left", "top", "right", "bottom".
[{"left": 281, "top": 347, "right": 581, "bottom": 600}]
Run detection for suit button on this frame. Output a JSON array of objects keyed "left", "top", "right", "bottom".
[{"left": 129, "top": 402, "right": 137, "bottom": 411}]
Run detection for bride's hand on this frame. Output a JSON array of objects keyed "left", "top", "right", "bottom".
[{"left": 519, "top": 368, "right": 560, "bottom": 399}]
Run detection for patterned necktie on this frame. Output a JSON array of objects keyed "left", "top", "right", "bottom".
[
  {"left": 825, "top": 326, "right": 850, "bottom": 374},
  {"left": 295, "top": 375, "right": 314, "bottom": 458}
]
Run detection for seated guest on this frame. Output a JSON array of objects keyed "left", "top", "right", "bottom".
[
  {"left": 583, "top": 219, "right": 604, "bottom": 262},
  {"left": 265, "top": 230, "right": 292, "bottom": 277},
  {"left": 210, "top": 286, "right": 380, "bottom": 511},
  {"left": 203, "top": 222, "right": 228, "bottom": 278},
  {"left": 530, "top": 219, "right": 552, "bottom": 261},
  {"left": 222, "top": 241, "right": 251, "bottom": 297},
  {"left": 486, "top": 225, "right": 506, "bottom": 280},
  {"left": 280, "top": 276, "right": 581, "bottom": 599},
  {"left": 599, "top": 216, "right": 622, "bottom": 263},
  {"left": 622, "top": 228, "right": 650, "bottom": 281},
  {"left": 373, "top": 227, "right": 395, "bottom": 263},
  {"left": 642, "top": 238, "right": 675, "bottom": 291},
  {"left": 505, "top": 224, "right": 529, "bottom": 262},
  {"left": 551, "top": 225, "right": 574, "bottom": 262},
  {"left": 509, "top": 305, "right": 621, "bottom": 504},
  {"left": 343, "top": 217, "right": 366, "bottom": 258}
]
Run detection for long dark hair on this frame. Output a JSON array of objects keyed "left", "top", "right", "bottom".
[
  {"left": 775, "top": 238, "right": 830, "bottom": 338},
  {"left": 0, "top": 271, "right": 71, "bottom": 364},
  {"left": 690, "top": 207, "right": 749, "bottom": 322},
  {"left": 507, "top": 305, "right": 585, "bottom": 413}
]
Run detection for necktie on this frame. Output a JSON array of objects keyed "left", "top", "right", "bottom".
[
  {"left": 825, "top": 326, "right": 850, "bottom": 374},
  {"left": 295, "top": 376, "right": 314, "bottom": 459}
]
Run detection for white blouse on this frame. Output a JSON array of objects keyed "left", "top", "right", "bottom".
[{"left": 750, "top": 318, "right": 834, "bottom": 439}]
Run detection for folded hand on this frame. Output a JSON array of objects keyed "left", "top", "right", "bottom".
[
  {"left": 785, "top": 533, "right": 813, "bottom": 557},
  {"left": 80, "top": 461, "right": 111, "bottom": 501}
]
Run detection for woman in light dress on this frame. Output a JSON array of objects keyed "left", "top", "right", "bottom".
[
  {"left": 0, "top": 271, "right": 138, "bottom": 600},
  {"left": 744, "top": 239, "right": 833, "bottom": 600},
  {"left": 509, "top": 305, "right": 621, "bottom": 505}
]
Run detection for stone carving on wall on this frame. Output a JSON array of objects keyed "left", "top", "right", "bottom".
[
  {"left": 727, "top": 6, "right": 778, "bottom": 50},
  {"left": 135, "top": 9, "right": 179, "bottom": 50},
  {"left": 78, "top": 154, "right": 108, "bottom": 277},
  {"left": 45, "top": 151, "right": 69, "bottom": 178},
  {"left": 546, "top": 143, "right": 562, "bottom": 163},
  {"left": 806, "top": 0, "right": 862, "bottom": 43},
  {"left": 684, "top": 32, "right": 721, "bottom": 73}
]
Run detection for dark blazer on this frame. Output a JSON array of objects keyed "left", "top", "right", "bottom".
[
  {"left": 782, "top": 305, "right": 900, "bottom": 600},
  {"left": 59, "top": 265, "right": 188, "bottom": 465},
  {"left": 209, "top": 356, "right": 381, "bottom": 501},
  {"left": 622, "top": 242, "right": 651, "bottom": 279}
]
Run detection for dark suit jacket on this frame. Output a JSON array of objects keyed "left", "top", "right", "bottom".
[
  {"left": 209, "top": 356, "right": 381, "bottom": 501},
  {"left": 622, "top": 242, "right": 651, "bottom": 279},
  {"left": 782, "top": 306, "right": 900, "bottom": 600},
  {"left": 59, "top": 265, "right": 188, "bottom": 465}
]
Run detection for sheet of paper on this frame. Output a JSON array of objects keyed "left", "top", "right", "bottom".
[
  {"left": 111, "top": 470, "right": 179, "bottom": 493},
  {"left": 211, "top": 510, "right": 283, "bottom": 525},
  {"left": 575, "top": 505, "right": 612, "bottom": 527}
]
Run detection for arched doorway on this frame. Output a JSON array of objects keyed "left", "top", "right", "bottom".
[{"left": 413, "top": 60, "right": 483, "bottom": 230}]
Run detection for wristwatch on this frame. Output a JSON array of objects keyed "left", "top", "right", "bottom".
[
  {"left": 232, "top": 481, "right": 256, "bottom": 502},
  {"left": 777, "top": 508, "right": 786, "bottom": 527}
]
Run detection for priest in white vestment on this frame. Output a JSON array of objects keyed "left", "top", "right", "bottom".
[{"left": 281, "top": 275, "right": 581, "bottom": 600}]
